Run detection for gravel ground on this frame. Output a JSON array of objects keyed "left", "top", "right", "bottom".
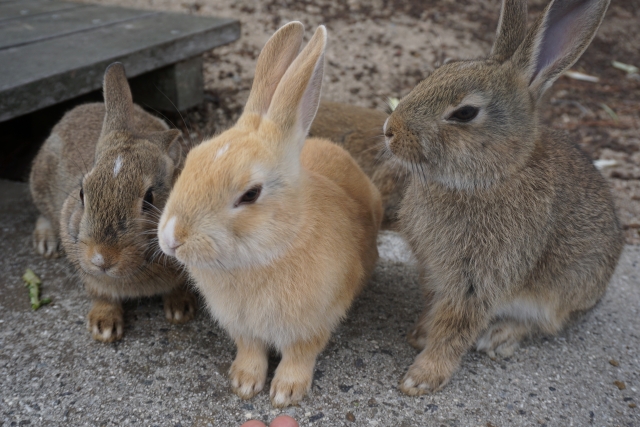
[{"left": 1, "top": 177, "right": 639, "bottom": 427}]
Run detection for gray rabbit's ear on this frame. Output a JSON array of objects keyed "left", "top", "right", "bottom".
[
  {"left": 101, "top": 62, "right": 134, "bottom": 135},
  {"left": 490, "top": 0, "right": 528, "bottom": 62},
  {"left": 148, "top": 129, "right": 181, "bottom": 151},
  {"left": 511, "top": 0, "right": 610, "bottom": 100}
]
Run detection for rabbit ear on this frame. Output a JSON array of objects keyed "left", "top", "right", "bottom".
[
  {"left": 148, "top": 129, "right": 181, "bottom": 151},
  {"left": 101, "top": 62, "right": 134, "bottom": 135},
  {"left": 511, "top": 0, "right": 610, "bottom": 99},
  {"left": 266, "top": 25, "right": 327, "bottom": 144},
  {"left": 490, "top": 0, "right": 528, "bottom": 62},
  {"left": 243, "top": 22, "right": 305, "bottom": 117}
]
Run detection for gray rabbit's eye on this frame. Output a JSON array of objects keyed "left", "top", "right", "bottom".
[
  {"left": 142, "top": 187, "right": 154, "bottom": 213},
  {"left": 448, "top": 106, "right": 479, "bottom": 122},
  {"left": 79, "top": 187, "right": 84, "bottom": 207}
]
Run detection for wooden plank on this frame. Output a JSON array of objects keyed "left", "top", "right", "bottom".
[
  {"left": 0, "top": 5, "right": 158, "bottom": 50},
  {"left": 130, "top": 56, "right": 204, "bottom": 111},
  {"left": 0, "top": 13, "right": 240, "bottom": 121},
  {"left": 0, "top": 0, "right": 84, "bottom": 23}
]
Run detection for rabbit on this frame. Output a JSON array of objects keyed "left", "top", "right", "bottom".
[
  {"left": 29, "top": 62, "right": 197, "bottom": 343},
  {"left": 157, "top": 22, "right": 382, "bottom": 407},
  {"left": 310, "top": 101, "right": 409, "bottom": 228},
  {"left": 382, "top": 0, "right": 623, "bottom": 395}
]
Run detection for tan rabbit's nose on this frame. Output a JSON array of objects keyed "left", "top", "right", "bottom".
[{"left": 159, "top": 216, "right": 185, "bottom": 257}]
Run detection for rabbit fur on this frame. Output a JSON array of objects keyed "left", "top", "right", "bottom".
[
  {"left": 382, "top": 0, "right": 623, "bottom": 395},
  {"left": 158, "top": 23, "right": 382, "bottom": 407},
  {"left": 30, "top": 63, "right": 197, "bottom": 342},
  {"left": 311, "top": 101, "right": 408, "bottom": 227}
]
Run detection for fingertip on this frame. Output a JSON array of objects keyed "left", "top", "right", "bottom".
[
  {"left": 241, "top": 421, "right": 267, "bottom": 427},
  {"left": 270, "top": 415, "right": 299, "bottom": 427}
]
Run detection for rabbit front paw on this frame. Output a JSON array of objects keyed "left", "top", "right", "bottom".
[
  {"left": 407, "top": 322, "right": 428, "bottom": 350},
  {"left": 229, "top": 360, "right": 267, "bottom": 400},
  {"left": 399, "top": 354, "right": 455, "bottom": 396},
  {"left": 163, "top": 285, "right": 197, "bottom": 324},
  {"left": 269, "top": 370, "right": 312, "bottom": 408},
  {"left": 33, "top": 216, "right": 60, "bottom": 258},
  {"left": 87, "top": 300, "right": 124, "bottom": 342},
  {"left": 476, "top": 320, "right": 529, "bottom": 359}
]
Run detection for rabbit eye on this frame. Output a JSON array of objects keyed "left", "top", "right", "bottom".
[
  {"left": 142, "top": 187, "right": 154, "bottom": 213},
  {"left": 448, "top": 106, "right": 479, "bottom": 122},
  {"left": 236, "top": 185, "right": 262, "bottom": 207},
  {"left": 79, "top": 187, "right": 84, "bottom": 206}
]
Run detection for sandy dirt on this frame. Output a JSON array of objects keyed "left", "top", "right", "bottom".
[{"left": 79, "top": 0, "right": 640, "bottom": 243}]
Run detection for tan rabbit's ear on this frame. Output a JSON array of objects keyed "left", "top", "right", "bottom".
[
  {"left": 266, "top": 25, "right": 327, "bottom": 144},
  {"left": 101, "top": 62, "right": 134, "bottom": 135},
  {"left": 243, "top": 22, "right": 305, "bottom": 117},
  {"left": 511, "top": 0, "right": 610, "bottom": 100},
  {"left": 490, "top": 0, "right": 528, "bottom": 62}
]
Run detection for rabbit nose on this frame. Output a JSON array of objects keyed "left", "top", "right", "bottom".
[
  {"left": 383, "top": 117, "right": 395, "bottom": 144},
  {"left": 90, "top": 248, "right": 116, "bottom": 271},
  {"left": 91, "top": 252, "right": 105, "bottom": 267},
  {"left": 383, "top": 117, "right": 391, "bottom": 135},
  {"left": 160, "top": 216, "right": 184, "bottom": 256}
]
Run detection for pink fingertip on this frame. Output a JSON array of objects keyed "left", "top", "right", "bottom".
[{"left": 270, "top": 415, "right": 299, "bottom": 427}]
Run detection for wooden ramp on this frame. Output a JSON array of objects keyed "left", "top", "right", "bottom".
[{"left": 0, "top": 0, "right": 240, "bottom": 121}]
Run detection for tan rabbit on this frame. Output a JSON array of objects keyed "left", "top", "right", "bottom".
[
  {"left": 30, "top": 63, "right": 197, "bottom": 342},
  {"left": 158, "top": 23, "right": 382, "bottom": 407},
  {"left": 311, "top": 101, "right": 408, "bottom": 227},
  {"left": 382, "top": 0, "right": 623, "bottom": 395}
]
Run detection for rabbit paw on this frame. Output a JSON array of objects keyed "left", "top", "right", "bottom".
[
  {"left": 399, "top": 356, "right": 454, "bottom": 396},
  {"left": 407, "top": 323, "right": 428, "bottom": 350},
  {"left": 269, "top": 371, "right": 311, "bottom": 408},
  {"left": 163, "top": 286, "right": 197, "bottom": 324},
  {"left": 229, "top": 361, "right": 267, "bottom": 400},
  {"left": 88, "top": 300, "right": 124, "bottom": 342},
  {"left": 33, "top": 216, "right": 60, "bottom": 258},
  {"left": 476, "top": 320, "right": 529, "bottom": 359}
]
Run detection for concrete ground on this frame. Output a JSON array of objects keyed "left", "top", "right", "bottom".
[{"left": 1, "top": 178, "right": 638, "bottom": 427}]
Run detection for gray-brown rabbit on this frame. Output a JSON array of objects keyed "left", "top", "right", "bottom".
[
  {"left": 30, "top": 63, "right": 197, "bottom": 342},
  {"left": 382, "top": 0, "right": 623, "bottom": 395},
  {"left": 311, "top": 101, "right": 408, "bottom": 228}
]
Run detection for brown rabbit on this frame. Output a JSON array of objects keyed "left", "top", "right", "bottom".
[
  {"left": 382, "top": 0, "right": 623, "bottom": 395},
  {"left": 311, "top": 102, "right": 408, "bottom": 227},
  {"left": 30, "top": 63, "right": 197, "bottom": 342}
]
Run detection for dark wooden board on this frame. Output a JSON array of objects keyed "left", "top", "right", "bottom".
[
  {"left": 0, "top": 5, "right": 159, "bottom": 49},
  {"left": 0, "top": 12, "right": 240, "bottom": 121},
  {"left": 0, "top": 0, "right": 84, "bottom": 23}
]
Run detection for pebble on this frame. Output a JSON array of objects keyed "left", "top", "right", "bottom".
[
  {"left": 614, "top": 380, "right": 626, "bottom": 390},
  {"left": 346, "top": 412, "right": 356, "bottom": 422},
  {"left": 309, "top": 413, "right": 324, "bottom": 422},
  {"left": 609, "top": 359, "right": 620, "bottom": 367}
]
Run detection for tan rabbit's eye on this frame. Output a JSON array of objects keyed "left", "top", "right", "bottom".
[
  {"left": 142, "top": 187, "right": 154, "bottom": 213},
  {"left": 235, "top": 185, "right": 262, "bottom": 207},
  {"left": 79, "top": 187, "right": 84, "bottom": 206},
  {"left": 448, "top": 106, "right": 479, "bottom": 122}
]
